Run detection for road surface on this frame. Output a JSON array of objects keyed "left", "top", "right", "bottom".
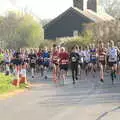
[{"left": 0, "top": 72, "right": 120, "bottom": 120}]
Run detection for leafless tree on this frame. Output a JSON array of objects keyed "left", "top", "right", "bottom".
[
  {"left": 100, "top": 0, "right": 120, "bottom": 18},
  {"left": 86, "top": 19, "right": 120, "bottom": 45}
]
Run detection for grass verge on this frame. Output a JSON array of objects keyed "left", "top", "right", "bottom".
[{"left": 0, "top": 73, "right": 28, "bottom": 95}]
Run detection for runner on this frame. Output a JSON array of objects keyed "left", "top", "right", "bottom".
[
  {"left": 98, "top": 42, "right": 107, "bottom": 83},
  {"left": 20, "top": 49, "right": 26, "bottom": 66},
  {"left": 59, "top": 47, "right": 69, "bottom": 85},
  {"left": 52, "top": 44, "right": 60, "bottom": 83},
  {"left": 0, "top": 49, "right": 4, "bottom": 72},
  {"left": 70, "top": 46, "right": 79, "bottom": 84},
  {"left": 11, "top": 49, "right": 22, "bottom": 87},
  {"left": 42, "top": 47, "right": 50, "bottom": 80},
  {"left": 28, "top": 49, "right": 37, "bottom": 78},
  {"left": 83, "top": 46, "right": 90, "bottom": 78},
  {"left": 117, "top": 42, "right": 120, "bottom": 80},
  {"left": 37, "top": 49, "right": 44, "bottom": 77},
  {"left": 78, "top": 46, "right": 84, "bottom": 79},
  {"left": 90, "top": 43, "right": 97, "bottom": 78},
  {"left": 106, "top": 42, "right": 110, "bottom": 72},
  {"left": 108, "top": 40, "right": 120, "bottom": 84},
  {"left": 4, "top": 49, "right": 11, "bottom": 75}
]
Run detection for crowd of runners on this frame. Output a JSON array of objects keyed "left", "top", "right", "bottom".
[{"left": 0, "top": 40, "right": 120, "bottom": 86}]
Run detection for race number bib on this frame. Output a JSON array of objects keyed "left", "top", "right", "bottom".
[
  {"left": 99, "top": 55, "right": 105, "bottom": 61},
  {"left": 53, "top": 56, "right": 57, "bottom": 61},
  {"left": 72, "top": 57, "right": 77, "bottom": 62},
  {"left": 91, "top": 55, "right": 96, "bottom": 59},
  {"left": 61, "top": 60, "right": 68, "bottom": 65},
  {"left": 31, "top": 59, "right": 36, "bottom": 63},
  {"left": 20, "top": 69, "right": 26, "bottom": 77},
  {"left": 44, "top": 57, "right": 48, "bottom": 62},
  {"left": 108, "top": 55, "right": 116, "bottom": 62},
  {"left": 79, "top": 57, "right": 84, "bottom": 63}
]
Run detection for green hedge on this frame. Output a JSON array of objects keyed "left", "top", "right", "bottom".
[
  {"left": 38, "top": 30, "right": 94, "bottom": 51},
  {"left": 0, "top": 73, "right": 16, "bottom": 94}
]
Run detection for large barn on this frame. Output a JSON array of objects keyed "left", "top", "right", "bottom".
[{"left": 44, "top": 0, "right": 114, "bottom": 40}]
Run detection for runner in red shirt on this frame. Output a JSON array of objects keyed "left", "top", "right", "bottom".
[
  {"left": 59, "top": 47, "right": 69, "bottom": 71},
  {"left": 59, "top": 47, "right": 69, "bottom": 85},
  {"left": 37, "top": 48, "right": 42, "bottom": 57}
]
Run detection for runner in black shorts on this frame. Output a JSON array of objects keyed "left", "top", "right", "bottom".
[
  {"left": 28, "top": 49, "right": 37, "bottom": 78},
  {"left": 98, "top": 42, "right": 107, "bottom": 83},
  {"left": 59, "top": 47, "right": 69, "bottom": 85},
  {"left": 70, "top": 46, "right": 79, "bottom": 84},
  {"left": 42, "top": 47, "right": 50, "bottom": 79},
  {"left": 108, "top": 40, "right": 120, "bottom": 84}
]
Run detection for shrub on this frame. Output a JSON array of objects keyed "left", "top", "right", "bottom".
[
  {"left": 0, "top": 73, "right": 16, "bottom": 94},
  {"left": 39, "top": 40, "right": 57, "bottom": 49},
  {"left": 60, "top": 30, "right": 94, "bottom": 51},
  {"left": 38, "top": 30, "right": 94, "bottom": 51}
]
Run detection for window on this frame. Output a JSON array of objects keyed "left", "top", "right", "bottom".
[{"left": 73, "top": 30, "right": 78, "bottom": 37}]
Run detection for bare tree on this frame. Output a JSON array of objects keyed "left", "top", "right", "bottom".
[
  {"left": 100, "top": 0, "right": 120, "bottom": 18},
  {"left": 86, "top": 19, "right": 120, "bottom": 44}
]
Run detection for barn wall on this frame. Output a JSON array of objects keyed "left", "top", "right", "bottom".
[{"left": 44, "top": 9, "right": 93, "bottom": 40}]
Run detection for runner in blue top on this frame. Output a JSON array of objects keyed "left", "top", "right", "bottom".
[
  {"left": 90, "top": 43, "right": 97, "bottom": 78},
  {"left": 42, "top": 47, "right": 50, "bottom": 80}
]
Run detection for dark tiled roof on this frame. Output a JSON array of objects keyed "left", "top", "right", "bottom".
[{"left": 44, "top": 7, "right": 114, "bottom": 29}]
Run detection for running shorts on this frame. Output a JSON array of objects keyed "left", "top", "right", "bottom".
[
  {"left": 99, "top": 60, "right": 106, "bottom": 66},
  {"left": 30, "top": 63, "right": 36, "bottom": 69},
  {"left": 108, "top": 61, "right": 117, "bottom": 67},
  {"left": 60, "top": 64, "right": 68, "bottom": 71}
]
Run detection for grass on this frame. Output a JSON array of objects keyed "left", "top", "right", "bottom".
[
  {"left": 0, "top": 73, "right": 27, "bottom": 94},
  {"left": 0, "top": 73, "right": 16, "bottom": 94}
]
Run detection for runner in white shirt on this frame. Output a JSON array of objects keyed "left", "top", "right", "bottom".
[
  {"left": 79, "top": 48, "right": 84, "bottom": 68},
  {"left": 78, "top": 46, "right": 84, "bottom": 79},
  {"left": 108, "top": 40, "right": 120, "bottom": 84},
  {"left": 4, "top": 50, "right": 11, "bottom": 75},
  {"left": 83, "top": 46, "right": 90, "bottom": 77}
]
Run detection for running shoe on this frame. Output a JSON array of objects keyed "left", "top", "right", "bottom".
[
  {"left": 73, "top": 81, "right": 75, "bottom": 84},
  {"left": 100, "top": 79, "right": 104, "bottom": 83},
  {"left": 45, "top": 76, "right": 47, "bottom": 80}
]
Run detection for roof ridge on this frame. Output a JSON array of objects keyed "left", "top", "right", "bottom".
[
  {"left": 72, "top": 7, "right": 103, "bottom": 22},
  {"left": 84, "top": 9, "right": 105, "bottom": 21},
  {"left": 87, "top": 9, "right": 114, "bottom": 21}
]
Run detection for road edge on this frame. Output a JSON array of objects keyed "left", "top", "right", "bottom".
[{"left": 0, "top": 89, "right": 27, "bottom": 100}]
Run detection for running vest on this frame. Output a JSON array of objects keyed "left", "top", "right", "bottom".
[
  {"left": 4, "top": 54, "right": 11, "bottom": 63},
  {"left": 52, "top": 51, "right": 59, "bottom": 64},
  {"left": 70, "top": 52, "right": 79, "bottom": 63},
  {"left": 20, "top": 69, "right": 26, "bottom": 77},
  {"left": 98, "top": 48, "right": 106, "bottom": 61},
  {"left": 43, "top": 52, "right": 50, "bottom": 62},
  {"left": 79, "top": 51, "right": 84, "bottom": 63},
  {"left": 29, "top": 54, "right": 36, "bottom": 64},
  {"left": 20, "top": 53, "right": 25, "bottom": 61},
  {"left": 84, "top": 50, "right": 90, "bottom": 63},
  {"left": 59, "top": 52, "right": 69, "bottom": 65},
  {"left": 90, "top": 49, "right": 97, "bottom": 61},
  {"left": 108, "top": 47, "right": 117, "bottom": 62}
]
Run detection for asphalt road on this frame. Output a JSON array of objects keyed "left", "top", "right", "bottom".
[{"left": 0, "top": 72, "right": 120, "bottom": 120}]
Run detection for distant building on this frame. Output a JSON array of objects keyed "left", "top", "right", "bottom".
[{"left": 44, "top": 0, "right": 114, "bottom": 40}]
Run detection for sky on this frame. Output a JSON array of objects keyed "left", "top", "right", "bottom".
[{"left": 0, "top": 0, "right": 73, "bottom": 19}]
